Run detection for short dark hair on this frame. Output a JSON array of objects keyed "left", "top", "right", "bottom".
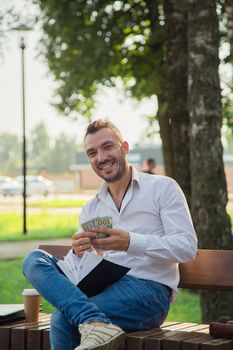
[
  {"left": 147, "top": 158, "right": 156, "bottom": 165},
  {"left": 85, "top": 119, "right": 124, "bottom": 143}
]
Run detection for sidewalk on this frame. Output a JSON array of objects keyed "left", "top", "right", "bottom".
[{"left": 0, "top": 238, "right": 71, "bottom": 260}]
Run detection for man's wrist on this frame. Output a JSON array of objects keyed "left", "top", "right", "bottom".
[{"left": 124, "top": 231, "right": 130, "bottom": 251}]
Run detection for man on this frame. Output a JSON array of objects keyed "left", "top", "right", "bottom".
[
  {"left": 23, "top": 119, "right": 197, "bottom": 350},
  {"left": 143, "top": 158, "right": 156, "bottom": 174}
]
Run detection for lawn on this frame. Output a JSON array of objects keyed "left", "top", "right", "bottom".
[
  {"left": 0, "top": 212, "right": 78, "bottom": 241},
  {"left": 0, "top": 197, "right": 232, "bottom": 242},
  {"left": 0, "top": 197, "right": 88, "bottom": 241},
  {"left": 0, "top": 258, "right": 201, "bottom": 322},
  {"left": 0, "top": 198, "right": 88, "bottom": 209}
]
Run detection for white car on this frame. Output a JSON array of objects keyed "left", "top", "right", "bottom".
[
  {"left": 0, "top": 176, "right": 13, "bottom": 194},
  {"left": 2, "top": 175, "right": 53, "bottom": 196}
]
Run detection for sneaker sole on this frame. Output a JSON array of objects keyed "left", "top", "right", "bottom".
[{"left": 86, "top": 332, "right": 125, "bottom": 350}]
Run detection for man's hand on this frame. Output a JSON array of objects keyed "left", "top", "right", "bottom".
[
  {"left": 72, "top": 231, "right": 96, "bottom": 257},
  {"left": 91, "top": 228, "right": 130, "bottom": 252}
]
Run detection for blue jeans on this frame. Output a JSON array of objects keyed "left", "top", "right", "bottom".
[{"left": 22, "top": 250, "right": 171, "bottom": 350}]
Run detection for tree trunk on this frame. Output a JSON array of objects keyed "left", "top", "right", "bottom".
[
  {"left": 188, "top": 0, "right": 233, "bottom": 322},
  {"left": 163, "top": 0, "right": 191, "bottom": 207},
  {"left": 157, "top": 92, "right": 175, "bottom": 178},
  {"left": 225, "top": 0, "right": 233, "bottom": 63},
  {"left": 146, "top": 0, "right": 175, "bottom": 179}
]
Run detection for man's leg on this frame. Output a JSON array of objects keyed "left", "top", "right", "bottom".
[
  {"left": 22, "top": 249, "right": 111, "bottom": 350},
  {"left": 23, "top": 251, "right": 170, "bottom": 350},
  {"left": 72, "top": 275, "right": 171, "bottom": 350},
  {"left": 50, "top": 311, "right": 80, "bottom": 350},
  {"left": 90, "top": 275, "right": 171, "bottom": 331}
]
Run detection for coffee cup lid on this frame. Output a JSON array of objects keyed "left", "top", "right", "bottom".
[{"left": 22, "top": 288, "right": 40, "bottom": 296}]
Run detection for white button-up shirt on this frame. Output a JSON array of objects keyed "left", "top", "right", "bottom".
[{"left": 78, "top": 166, "right": 197, "bottom": 295}]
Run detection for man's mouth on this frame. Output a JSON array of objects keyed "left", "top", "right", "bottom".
[{"left": 98, "top": 161, "right": 115, "bottom": 171}]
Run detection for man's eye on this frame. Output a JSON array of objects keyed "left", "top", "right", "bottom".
[
  {"left": 88, "top": 152, "right": 96, "bottom": 158},
  {"left": 105, "top": 144, "right": 114, "bottom": 149}
]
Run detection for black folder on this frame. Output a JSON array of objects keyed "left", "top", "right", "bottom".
[{"left": 77, "top": 259, "right": 130, "bottom": 297}]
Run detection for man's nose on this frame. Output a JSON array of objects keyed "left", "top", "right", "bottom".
[{"left": 97, "top": 150, "right": 106, "bottom": 163}]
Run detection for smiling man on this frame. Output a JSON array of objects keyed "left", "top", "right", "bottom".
[
  {"left": 85, "top": 121, "right": 127, "bottom": 184},
  {"left": 23, "top": 119, "right": 197, "bottom": 350}
]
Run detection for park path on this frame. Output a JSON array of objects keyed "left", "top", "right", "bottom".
[{"left": 0, "top": 238, "right": 71, "bottom": 260}]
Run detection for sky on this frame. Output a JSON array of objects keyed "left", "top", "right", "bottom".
[{"left": 0, "top": 1, "right": 157, "bottom": 147}]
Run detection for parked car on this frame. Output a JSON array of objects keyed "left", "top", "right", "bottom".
[
  {"left": 0, "top": 176, "right": 13, "bottom": 194},
  {"left": 2, "top": 175, "right": 53, "bottom": 196}
]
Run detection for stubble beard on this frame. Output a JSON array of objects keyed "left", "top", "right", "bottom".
[{"left": 97, "top": 152, "right": 127, "bottom": 183}]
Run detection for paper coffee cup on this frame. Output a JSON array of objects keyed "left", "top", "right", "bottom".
[{"left": 22, "top": 288, "right": 41, "bottom": 323}]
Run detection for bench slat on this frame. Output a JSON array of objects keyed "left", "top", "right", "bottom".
[
  {"left": 126, "top": 328, "right": 169, "bottom": 350},
  {"left": 182, "top": 334, "right": 214, "bottom": 350},
  {"left": 163, "top": 332, "right": 207, "bottom": 350},
  {"left": 39, "top": 245, "right": 70, "bottom": 260},
  {"left": 201, "top": 337, "right": 233, "bottom": 349},
  {"left": 11, "top": 315, "right": 51, "bottom": 350},
  {"left": 27, "top": 325, "right": 50, "bottom": 350},
  {"left": 179, "top": 249, "right": 233, "bottom": 290},
  {"left": 42, "top": 329, "right": 51, "bottom": 350}
]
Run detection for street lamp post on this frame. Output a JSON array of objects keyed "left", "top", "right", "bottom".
[{"left": 12, "top": 24, "right": 32, "bottom": 234}]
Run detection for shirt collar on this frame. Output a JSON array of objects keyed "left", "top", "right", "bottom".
[{"left": 96, "top": 165, "right": 140, "bottom": 200}]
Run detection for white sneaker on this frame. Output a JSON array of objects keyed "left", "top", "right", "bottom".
[{"left": 75, "top": 323, "right": 125, "bottom": 350}]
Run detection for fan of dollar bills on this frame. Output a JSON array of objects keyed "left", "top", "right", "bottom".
[{"left": 81, "top": 216, "right": 112, "bottom": 238}]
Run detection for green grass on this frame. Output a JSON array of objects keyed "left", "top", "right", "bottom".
[
  {"left": 167, "top": 289, "right": 201, "bottom": 323},
  {"left": 0, "top": 258, "right": 55, "bottom": 314},
  {"left": 0, "top": 198, "right": 88, "bottom": 209},
  {"left": 0, "top": 258, "right": 201, "bottom": 320},
  {"left": 0, "top": 212, "right": 78, "bottom": 241},
  {"left": 28, "top": 199, "right": 88, "bottom": 209}
]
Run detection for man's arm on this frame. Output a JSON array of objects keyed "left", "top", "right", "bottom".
[
  {"left": 127, "top": 179, "right": 197, "bottom": 263},
  {"left": 92, "top": 179, "right": 197, "bottom": 264}
]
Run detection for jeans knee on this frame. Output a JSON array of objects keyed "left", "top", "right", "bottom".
[
  {"left": 51, "top": 311, "right": 64, "bottom": 331},
  {"left": 50, "top": 311, "right": 67, "bottom": 349},
  {"left": 22, "top": 249, "right": 46, "bottom": 278}
]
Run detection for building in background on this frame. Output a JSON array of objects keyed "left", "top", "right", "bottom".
[{"left": 71, "top": 145, "right": 233, "bottom": 192}]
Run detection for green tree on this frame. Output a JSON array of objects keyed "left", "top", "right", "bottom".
[
  {"left": 29, "top": 122, "right": 50, "bottom": 171},
  {"left": 0, "top": 2, "right": 23, "bottom": 55},
  {"left": 34, "top": 0, "right": 179, "bottom": 181},
  {"left": 0, "top": 133, "right": 20, "bottom": 174},
  {"left": 47, "top": 133, "right": 77, "bottom": 173},
  {"left": 34, "top": 0, "right": 233, "bottom": 192},
  {"left": 36, "top": 0, "right": 163, "bottom": 114}
]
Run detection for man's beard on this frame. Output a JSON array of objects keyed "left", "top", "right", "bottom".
[{"left": 97, "top": 152, "right": 127, "bottom": 183}]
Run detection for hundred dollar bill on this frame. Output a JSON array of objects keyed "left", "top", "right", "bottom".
[
  {"left": 94, "top": 216, "right": 112, "bottom": 238},
  {"left": 81, "top": 218, "right": 96, "bottom": 232},
  {"left": 81, "top": 216, "right": 112, "bottom": 238}
]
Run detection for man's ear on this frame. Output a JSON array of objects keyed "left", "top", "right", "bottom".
[{"left": 122, "top": 141, "right": 129, "bottom": 154}]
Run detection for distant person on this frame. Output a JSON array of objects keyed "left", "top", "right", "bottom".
[
  {"left": 143, "top": 158, "right": 156, "bottom": 174},
  {"left": 37, "top": 167, "right": 49, "bottom": 178}
]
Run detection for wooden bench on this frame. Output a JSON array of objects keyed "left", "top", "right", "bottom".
[{"left": 1, "top": 247, "right": 233, "bottom": 350}]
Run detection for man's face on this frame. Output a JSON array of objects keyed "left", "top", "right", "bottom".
[{"left": 84, "top": 128, "right": 129, "bottom": 183}]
